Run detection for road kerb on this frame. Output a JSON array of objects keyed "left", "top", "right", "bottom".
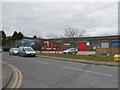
[
  {"left": 2, "top": 62, "right": 13, "bottom": 90},
  {"left": 15, "top": 68, "right": 23, "bottom": 88},
  {"left": 2, "top": 62, "right": 23, "bottom": 89},
  {"left": 37, "top": 55, "right": 119, "bottom": 67},
  {"left": 9, "top": 64, "right": 23, "bottom": 88},
  {"left": 10, "top": 64, "right": 19, "bottom": 88}
]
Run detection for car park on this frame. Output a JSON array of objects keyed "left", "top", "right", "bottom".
[
  {"left": 9, "top": 48, "right": 19, "bottom": 55},
  {"left": 19, "top": 47, "right": 36, "bottom": 57},
  {"left": 63, "top": 48, "right": 78, "bottom": 54}
]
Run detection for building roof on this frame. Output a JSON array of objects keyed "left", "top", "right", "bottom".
[
  {"left": 6, "top": 35, "right": 120, "bottom": 41},
  {"left": 44, "top": 35, "right": 120, "bottom": 41}
]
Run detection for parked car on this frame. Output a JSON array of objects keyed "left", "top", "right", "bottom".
[
  {"left": 0, "top": 49, "right": 2, "bottom": 53},
  {"left": 63, "top": 48, "right": 78, "bottom": 54},
  {"left": 19, "top": 47, "right": 36, "bottom": 57},
  {"left": 9, "top": 48, "right": 19, "bottom": 55}
]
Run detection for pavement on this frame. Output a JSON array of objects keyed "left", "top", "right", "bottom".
[
  {"left": 2, "top": 62, "right": 13, "bottom": 89},
  {"left": 37, "top": 55, "right": 119, "bottom": 67},
  {"left": 36, "top": 51, "right": 96, "bottom": 55},
  {"left": 2, "top": 52, "right": 118, "bottom": 88}
]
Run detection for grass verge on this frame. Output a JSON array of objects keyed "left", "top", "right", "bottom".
[{"left": 36, "top": 52, "right": 114, "bottom": 62}]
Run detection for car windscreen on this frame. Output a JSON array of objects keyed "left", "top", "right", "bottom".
[
  {"left": 24, "top": 48, "right": 34, "bottom": 51},
  {"left": 12, "top": 48, "right": 18, "bottom": 51},
  {"left": 68, "top": 48, "right": 77, "bottom": 51},
  {"left": 64, "top": 49, "right": 71, "bottom": 51}
]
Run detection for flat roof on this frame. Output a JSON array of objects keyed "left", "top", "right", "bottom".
[{"left": 7, "top": 35, "right": 120, "bottom": 41}]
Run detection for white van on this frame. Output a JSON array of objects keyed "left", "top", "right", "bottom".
[{"left": 19, "top": 47, "right": 36, "bottom": 57}]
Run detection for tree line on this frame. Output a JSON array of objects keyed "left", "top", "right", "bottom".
[
  {"left": 1, "top": 31, "right": 39, "bottom": 46},
  {"left": 1, "top": 26, "right": 86, "bottom": 54},
  {"left": 1, "top": 31, "right": 24, "bottom": 46},
  {"left": 12, "top": 31, "right": 24, "bottom": 40}
]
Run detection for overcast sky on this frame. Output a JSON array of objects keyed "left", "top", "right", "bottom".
[{"left": 2, "top": 2, "right": 118, "bottom": 38}]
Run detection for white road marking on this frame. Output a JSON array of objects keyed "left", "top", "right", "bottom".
[
  {"left": 33, "top": 61, "right": 51, "bottom": 65},
  {"left": 91, "top": 64, "right": 118, "bottom": 68},
  {"left": 41, "top": 58, "right": 87, "bottom": 66},
  {"left": 63, "top": 66, "right": 113, "bottom": 77}
]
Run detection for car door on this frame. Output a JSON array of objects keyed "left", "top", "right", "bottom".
[
  {"left": 10, "top": 49, "right": 13, "bottom": 54},
  {"left": 19, "top": 48, "right": 24, "bottom": 56},
  {"left": 22, "top": 48, "right": 26, "bottom": 56},
  {"left": 70, "top": 49, "right": 74, "bottom": 53}
]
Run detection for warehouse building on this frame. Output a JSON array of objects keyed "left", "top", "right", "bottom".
[
  {"left": 43, "top": 35, "right": 120, "bottom": 51},
  {"left": 16, "top": 35, "right": 120, "bottom": 51}
]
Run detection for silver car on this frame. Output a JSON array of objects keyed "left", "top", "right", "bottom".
[
  {"left": 9, "top": 48, "right": 19, "bottom": 55},
  {"left": 63, "top": 48, "right": 78, "bottom": 54}
]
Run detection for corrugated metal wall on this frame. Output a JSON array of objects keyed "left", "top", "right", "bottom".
[
  {"left": 101, "top": 43, "right": 109, "bottom": 48},
  {"left": 112, "top": 42, "right": 120, "bottom": 48}
]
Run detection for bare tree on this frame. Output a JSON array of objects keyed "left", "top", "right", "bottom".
[
  {"left": 64, "top": 26, "right": 86, "bottom": 55},
  {"left": 65, "top": 26, "right": 85, "bottom": 38}
]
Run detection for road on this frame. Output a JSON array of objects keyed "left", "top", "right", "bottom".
[{"left": 2, "top": 53, "right": 118, "bottom": 88}]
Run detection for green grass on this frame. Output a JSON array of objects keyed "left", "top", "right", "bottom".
[{"left": 36, "top": 52, "right": 114, "bottom": 62}]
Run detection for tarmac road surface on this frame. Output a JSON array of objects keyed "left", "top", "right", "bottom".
[{"left": 2, "top": 53, "right": 118, "bottom": 88}]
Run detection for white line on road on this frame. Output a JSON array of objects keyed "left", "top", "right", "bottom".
[
  {"left": 33, "top": 61, "right": 51, "bottom": 65},
  {"left": 63, "top": 66, "right": 113, "bottom": 77},
  {"left": 41, "top": 58, "right": 87, "bottom": 66}
]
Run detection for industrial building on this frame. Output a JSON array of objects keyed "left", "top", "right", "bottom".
[{"left": 15, "top": 35, "right": 120, "bottom": 51}]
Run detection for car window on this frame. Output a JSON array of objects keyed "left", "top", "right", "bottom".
[
  {"left": 19, "top": 48, "right": 23, "bottom": 51},
  {"left": 24, "top": 48, "right": 34, "bottom": 51},
  {"left": 13, "top": 48, "right": 18, "bottom": 51},
  {"left": 71, "top": 49, "right": 74, "bottom": 51},
  {"left": 10, "top": 48, "right": 13, "bottom": 50}
]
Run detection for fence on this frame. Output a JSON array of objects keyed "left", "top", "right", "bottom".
[{"left": 96, "top": 48, "right": 120, "bottom": 58}]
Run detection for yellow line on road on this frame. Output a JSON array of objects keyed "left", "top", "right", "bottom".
[
  {"left": 2, "top": 61, "right": 23, "bottom": 88},
  {"left": 10, "top": 64, "right": 19, "bottom": 88},
  {"left": 15, "top": 68, "right": 23, "bottom": 88}
]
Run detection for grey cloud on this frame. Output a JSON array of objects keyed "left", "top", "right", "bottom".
[
  {"left": 0, "top": 3, "right": 2, "bottom": 30},
  {"left": 2, "top": 2, "right": 118, "bottom": 38}
]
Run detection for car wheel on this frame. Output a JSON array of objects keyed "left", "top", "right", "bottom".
[
  {"left": 9, "top": 52, "right": 11, "bottom": 55},
  {"left": 12, "top": 52, "right": 14, "bottom": 55},
  {"left": 23, "top": 53, "right": 27, "bottom": 57},
  {"left": 63, "top": 52, "right": 66, "bottom": 54},
  {"left": 33, "top": 55, "right": 36, "bottom": 57},
  {"left": 68, "top": 52, "right": 71, "bottom": 54},
  {"left": 19, "top": 53, "right": 21, "bottom": 56},
  {"left": 21, "top": 54, "right": 25, "bottom": 57}
]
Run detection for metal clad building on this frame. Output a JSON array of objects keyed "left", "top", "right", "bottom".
[
  {"left": 101, "top": 43, "right": 109, "bottom": 48},
  {"left": 112, "top": 42, "right": 120, "bottom": 48},
  {"left": 15, "top": 35, "right": 120, "bottom": 51}
]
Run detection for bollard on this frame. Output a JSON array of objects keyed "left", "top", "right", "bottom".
[{"left": 114, "top": 54, "right": 120, "bottom": 63}]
